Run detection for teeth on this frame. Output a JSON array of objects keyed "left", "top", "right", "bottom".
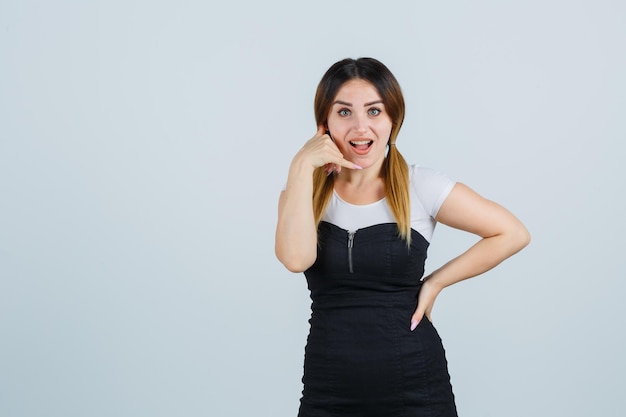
[{"left": 350, "top": 140, "right": 372, "bottom": 145}]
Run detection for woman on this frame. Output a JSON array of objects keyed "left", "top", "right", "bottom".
[{"left": 275, "top": 57, "right": 530, "bottom": 417}]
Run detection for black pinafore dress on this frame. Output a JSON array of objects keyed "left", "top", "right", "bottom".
[{"left": 298, "top": 221, "right": 458, "bottom": 417}]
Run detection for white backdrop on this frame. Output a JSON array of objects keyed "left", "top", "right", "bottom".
[{"left": 1, "top": 1, "right": 624, "bottom": 416}]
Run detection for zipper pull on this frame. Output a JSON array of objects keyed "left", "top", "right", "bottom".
[{"left": 347, "top": 230, "right": 356, "bottom": 273}]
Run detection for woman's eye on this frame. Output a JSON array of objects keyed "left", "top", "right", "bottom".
[
  {"left": 368, "top": 108, "right": 381, "bottom": 116},
  {"left": 338, "top": 108, "right": 351, "bottom": 116}
]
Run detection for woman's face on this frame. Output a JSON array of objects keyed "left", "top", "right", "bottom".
[{"left": 326, "top": 79, "right": 393, "bottom": 171}]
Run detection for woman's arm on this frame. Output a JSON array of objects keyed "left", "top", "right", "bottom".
[
  {"left": 275, "top": 127, "right": 360, "bottom": 272},
  {"left": 410, "top": 182, "right": 531, "bottom": 329},
  {"left": 275, "top": 162, "right": 318, "bottom": 273}
]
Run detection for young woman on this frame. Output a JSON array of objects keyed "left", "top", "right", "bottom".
[{"left": 275, "top": 57, "right": 530, "bottom": 417}]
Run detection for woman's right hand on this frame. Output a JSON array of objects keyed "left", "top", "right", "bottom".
[{"left": 293, "top": 126, "right": 362, "bottom": 175}]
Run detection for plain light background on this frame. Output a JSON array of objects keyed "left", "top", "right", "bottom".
[{"left": 1, "top": 1, "right": 624, "bottom": 416}]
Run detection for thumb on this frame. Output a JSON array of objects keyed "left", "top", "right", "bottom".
[
  {"left": 410, "top": 307, "right": 424, "bottom": 331},
  {"left": 316, "top": 125, "right": 327, "bottom": 137}
]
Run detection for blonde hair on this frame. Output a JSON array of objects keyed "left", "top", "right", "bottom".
[{"left": 312, "top": 58, "right": 412, "bottom": 243}]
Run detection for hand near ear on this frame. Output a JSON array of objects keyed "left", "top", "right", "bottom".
[{"left": 294, "top": 126, "right": 362, "bottom": 175}]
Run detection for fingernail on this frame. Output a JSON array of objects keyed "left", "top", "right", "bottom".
[
  {"left": 353, "top": 164, "right": 363, "bottom": 170},
  {"left": 326, "top": 169, "right": 332, "bottom": 176},
  {"left": 410, "top": 319, "right": 419, "bottom": 331}
]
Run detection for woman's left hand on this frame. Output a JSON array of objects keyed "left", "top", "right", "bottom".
[{"left": 410, "top": 277, "right": 442, "bottom": 331}]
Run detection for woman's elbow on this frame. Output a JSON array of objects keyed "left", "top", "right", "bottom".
[
  {"left": 280, "top": 258, "right": 315, "bottom": 273},
  {"left": 511, "top": 223, "right": 531, "bottom": 252},
  {"left": 275, "top": 248, "right": 316, "bottom": 273}
]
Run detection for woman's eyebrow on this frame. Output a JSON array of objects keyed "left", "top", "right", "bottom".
[{"left": 332, "top": 100, "right": 384, "bottom": 107}]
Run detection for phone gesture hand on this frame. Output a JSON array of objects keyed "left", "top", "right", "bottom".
[{"left": 296, "top": 126, "right": 362, "bottom": 174}]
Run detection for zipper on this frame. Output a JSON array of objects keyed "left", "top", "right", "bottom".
[{"left": 347, "top": 230, "right": 356, "bottom": 273}]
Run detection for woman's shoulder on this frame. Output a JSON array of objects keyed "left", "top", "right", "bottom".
[
  {"left": 408, "top": 163, "right": 452, "bottom": 183},
  {"left": 407, "top": 163, "right": 456, "bottom": 216}
]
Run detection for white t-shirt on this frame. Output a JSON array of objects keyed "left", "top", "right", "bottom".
[{"left": 321, "top": 165, "right": 455, "bottom": 242}]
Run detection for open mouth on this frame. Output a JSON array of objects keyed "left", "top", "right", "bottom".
[{"left": 349, "top": 140, "right": 373, "bottom": 151}]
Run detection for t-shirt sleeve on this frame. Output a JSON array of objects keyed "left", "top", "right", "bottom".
[{"left": 410, "top": 165, "right": 456, "bottom": 218}]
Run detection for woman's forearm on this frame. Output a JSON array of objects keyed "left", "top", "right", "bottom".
[
  {"left": 275, "top": 161, "right": 319, "bottom": 272},
  {"left": 426, "top": 227, "right": 530, "bottom": 290}
]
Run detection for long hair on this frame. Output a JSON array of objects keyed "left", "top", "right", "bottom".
[{"left": 312, "top": 57, "right": 411, "bottom": 243}]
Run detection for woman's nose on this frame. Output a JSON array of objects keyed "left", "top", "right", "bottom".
[{"left": 353, "top": 114, "right": 368, "bottom": 133}]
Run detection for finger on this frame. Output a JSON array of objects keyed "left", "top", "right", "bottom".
[
  {"left": 325, "top": 163, "right": 334, "bottom": 176},
  {"left": 334, "top": 158, "right": 362, "bottom": 171},
  {"left": 316, "top": 125, "right": 327, "bottom": 138},
  {"left": 410, "top": 308, "right": 424, "bottom": 331}
]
